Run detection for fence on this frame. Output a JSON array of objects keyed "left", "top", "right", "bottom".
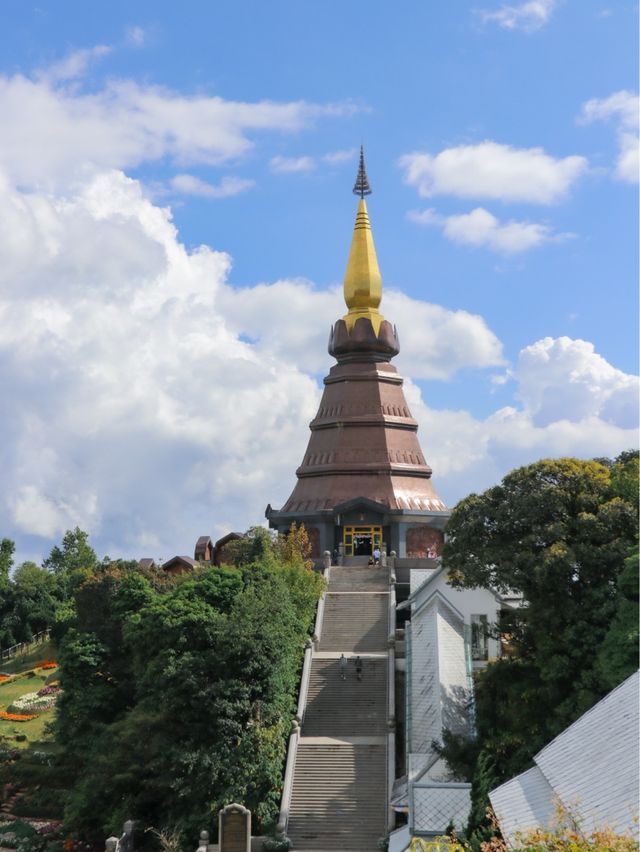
[{"left": 0, "top": 630, "right": 51, "bottom": 663}]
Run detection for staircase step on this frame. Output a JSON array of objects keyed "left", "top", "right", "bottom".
[
  {"left": 303, "top": 658, "right": 387, "bottom": 737},
  {"left": 288, "top": 744, "right": 386, "bottom": 851},
  {"left": 328, "top": 566, "right": 389, "bottom": 592},
  {"left": 319, "top": 594, "right": 388, "bottom": 652}
]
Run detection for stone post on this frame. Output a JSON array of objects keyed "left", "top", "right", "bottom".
[
  {"left": 337, "top": 542, "right": 344, "bottom": 566},
  {"left": 196, "top": 830, "right": 209, "bottom": 852},
  {"left": 381, "top": 547, "right": 387, "bottom": 568},
  {"left": 322, "top": 550, "right": 331, "bottom": 570},
  {"left": 388, "top": 550, "right": 396, "bottom": 571}
]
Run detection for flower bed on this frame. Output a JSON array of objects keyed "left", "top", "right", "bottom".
[
  {"left": 37, "top": 661, "right": 58, "bottom": 670},
  {"left": 0, "top": 711, "right": 37, "bottom": 722},
  {"left": 9, "top": 691, "right": 59, "bottom": 713}
]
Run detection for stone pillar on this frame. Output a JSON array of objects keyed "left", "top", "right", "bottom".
[{"left": 323, "top": 551, "right": 331, "bottom": 570}]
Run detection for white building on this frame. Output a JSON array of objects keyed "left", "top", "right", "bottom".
[{"left": 390, "top": 563, "right": 519, "bottom": 847}]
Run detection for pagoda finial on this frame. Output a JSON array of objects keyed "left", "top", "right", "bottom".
[
  {"left": 343, "top": 150, "right": 383, "bottom": 335},
  {"left": 352, "top": 146, "right": 372, "bottom": 198}
]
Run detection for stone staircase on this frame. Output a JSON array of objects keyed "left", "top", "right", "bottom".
[
  {"left": 303, "top": 657, "right": 387, "bottom": 737},
  {"left": 286, "top": 565, "right": 390, "bottom": 851}
]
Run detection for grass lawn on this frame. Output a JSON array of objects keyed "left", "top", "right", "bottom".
[
  {"left": 0, "top": 644, "right": 58, "bottom": 750},
  {"left": 1, "top": 640, "right": 56, "bottom": 674}
]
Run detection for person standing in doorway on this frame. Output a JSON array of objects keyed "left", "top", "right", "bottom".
[
  {"left": 339, "top": 653, "right": 348, "bottom": 681},
  {"left": 355, "top": 656, "right": 363, "bottom": 681}
]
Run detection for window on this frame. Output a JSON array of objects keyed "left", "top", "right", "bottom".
[{"left": 471, "top": 614, "right": 489, "bottom": 661}]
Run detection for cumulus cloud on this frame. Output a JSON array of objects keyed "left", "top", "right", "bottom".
[
  {"left": 0, "top": 168, "right": 505, "bottom": 561},
  {"left": 0, "top": 170, "right": 322, "bottom": 557},
  {"left": 405, "top": 338, "right": 638, "bottom": 504},
  {"left": 580, "top": 90, "right": 639, "bottom": 183},
  {"left": 1, "top": 170, "right": 635, "bottom": 560},
  {"left": 218, "top": 281, "right": 505, "bottom": 379},
  {"left": 169, "top": 173, "right": 255, "bottom": 198},
  {"left": 0, "top": 59, "right": 353, "bottom": 187},
  {"left": 478, "top": 0, "right": 557, "bottom": 32},
  {"left": 408, "top": 206, "right": 570, "bottom": 253},
  {"left": 36, "top": 45, "right": 111, "bottom": 84},
  {"left": 269, "top": 155, "right": 316, "bottom": 173},
  {"left": 399, "top": 141, "right": 587, "bottom": 204},
  {"left": 513, "top": 336, "right": 639, "bottom": 428}
]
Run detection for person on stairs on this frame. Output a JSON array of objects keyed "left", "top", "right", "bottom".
[
  {"left": 339, "top": 653, "right": 348, "bottom": 681},
  {"left": 355, "top": 656, "right": 363, "bottom": 681},
  {"left": 373, "top": 546, "right": 381, "bottom": 565}
]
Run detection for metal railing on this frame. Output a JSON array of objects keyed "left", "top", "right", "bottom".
[
  {"left": 276, "top": 563, "right": 330, "bottom": 839},
  {"left": 387, "top": 570, "right": 397, "bottom": 834},
  {"left": 0, "top": 630, "right": 51, "bottom": 662}
]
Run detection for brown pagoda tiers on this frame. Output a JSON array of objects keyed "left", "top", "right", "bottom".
[{"left": 267, "top": 150, "right": 449, "bottom": 560}]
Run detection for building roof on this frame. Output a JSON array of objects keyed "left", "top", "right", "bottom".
[
  {"left": 490, "top": 670, "right": 640, "bottom": 845},
  {"left": 162, "top": 555, "right": 198, "bottom": 570}
]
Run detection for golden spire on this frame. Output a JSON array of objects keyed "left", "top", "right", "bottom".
[{"left": 343, "top": 147, "right": 384, "bottom": 334}]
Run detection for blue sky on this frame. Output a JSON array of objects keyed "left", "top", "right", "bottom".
[{"left": 1, "top": 0, "right": 638, "bottom": 564}]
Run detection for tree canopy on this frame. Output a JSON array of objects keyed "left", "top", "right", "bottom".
[
  {"left": 440, "top": 453, "right": 639, "bottom": 847},
  {"left": 55, "top": 525, "right": 324, "bottom": 846}
]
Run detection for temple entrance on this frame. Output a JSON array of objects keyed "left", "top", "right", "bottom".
[{"left": 343, "top": 525, "right": 382, "bottom": 557}]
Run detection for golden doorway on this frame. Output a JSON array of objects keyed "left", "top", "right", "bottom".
[{"left": 343, "top": 525, "right": 382, "bottom": 557}]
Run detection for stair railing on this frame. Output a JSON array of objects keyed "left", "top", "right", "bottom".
[
  {"left": 387, "top": 571, "right": 397, "bottom": 834},
  {"left": 276, "top": 563, "right": 330, "bottom": 839}
]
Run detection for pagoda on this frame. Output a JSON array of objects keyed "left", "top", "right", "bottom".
[{"left": 266, "top": 149, "right": 448, "bottom": 560}]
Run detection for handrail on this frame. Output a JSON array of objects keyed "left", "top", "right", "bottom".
[
  {"left": 313, "top": 565, "right": 330, "bottom": 649},
  {"left": 387, "top": 573, "right": 397, "bottom": 833},
  {"left": 277, "top": 564, "right": 330, "bottom": 839},
  {"left": 277, "top": 727, "right": 300, "bottom": 838},
  {"left": 295, "top": 642, "right": 313, "bottom": 723},
  {"left": 0, "top": 629, "right": 51, "bottom": 662}
]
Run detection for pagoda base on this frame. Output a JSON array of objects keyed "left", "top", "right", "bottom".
[{"left": 266, "top": 497, "right": 449, "bottom": 563}]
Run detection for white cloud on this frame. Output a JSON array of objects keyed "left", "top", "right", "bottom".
[
  {"left": 169, "top": 173, "right": 255, "bottom": 198},
  {"left": 580, "top": 90, "right": 639, "bottom": 183},
  {"left": 1, "top": 169, "right": 636, "bottom": 561},
  {"left": 0, "top": 169, "right": 322, "bottom": 556},
  {"left": 513, "top": 336, "right": 639, "bottom": 428},
  {"left": 269, "top": 155, "right": 316, "bottom": 173},
  {"left": 323, "top": 148, "right": 357, "bottom": 165},
  {"left": 218, "top": 280, "right": 505, "bottom": 380},
  {"left": 126, "top": 26, "right": 147, "bottom": 47},
  {"left": 399, "top": 141, "right": 587, "bottom": 204},
  {"left": 405, "top": 338, "right": 638, "bottom": 505},
  {"left": 478, "top": 0, "right": 557, "bottom": 32},
  {"left": 409, "top": 206, "right": 570, "bottom": 253},
  {"left": 36, "top": 45, "right": 111, "bottom": 84},
  {"left": 0, "top": 58, "right": 353, "bottom": 187}
]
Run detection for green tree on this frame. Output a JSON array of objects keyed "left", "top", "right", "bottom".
[
  {"left": 224, "top": 526, "right": 275, "bottom": 567},
  {"left": 43, "top": 527, "right": 98, "bottom": 598},
  {"left": 56, "top": 542, "right": 324, "bottom": 846},
  {"left": 597, "top": 546, "right": 639, "bottom": 690},
  {"left": 0, "top": 538, "right": 14, "bottom": 589},
  {"left": 441, "top": 456, "right": 638, "bottom": 847},
  {"left": 11, "top": 561, "right": 59, "bottom": 638}
]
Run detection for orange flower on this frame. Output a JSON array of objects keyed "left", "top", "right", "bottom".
[
  {"left": 38, "top": 661, "right": 58, "bottom": 670},
  {"left": 0, "top": 675, "right": 10, "bottom": 682},
  {"left": 0, "top": 710, "right": 37, "bottom": 721}
]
